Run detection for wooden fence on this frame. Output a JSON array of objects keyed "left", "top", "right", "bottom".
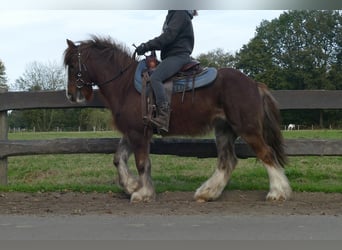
[{"left": 1, "top": 87, "right": 342, "bottom": 185}]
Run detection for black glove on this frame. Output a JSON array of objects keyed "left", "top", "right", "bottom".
[{"left": 135, "top": 43, "right": 148, "bottom": 55}]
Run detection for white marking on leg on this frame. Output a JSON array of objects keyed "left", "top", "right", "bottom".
[
  {"left": 130, "top": 170, "right": 155, "bottom": 202},
  {"left": 194, "top": 168, "right": 229, "bottom": 202},
  {"left": 115, "top": 147, "right": 139, "bottom": 194},
  {"left": 117, "top": 159, "right": 139, "bottom": 194},
  {"left": 265, "top": 165, "right": 292, "bottom": 201},
  {"left": 130, "top": 185, "right": 156, "bottom": 203},
  {"left": 130, "top": 157, "right": 156, "bottom": 203}
]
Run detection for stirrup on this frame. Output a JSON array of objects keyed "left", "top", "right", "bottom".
[{"left": 150, "top": 121, "right": 169, "bottom": 132}]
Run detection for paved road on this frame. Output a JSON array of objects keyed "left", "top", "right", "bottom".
[{"left": 0, "top": 214, "right": 341, "bottom": 240}]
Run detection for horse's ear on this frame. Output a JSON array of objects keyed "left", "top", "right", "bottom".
[{"left": 66, "top": 39, "right": 76, "bottom": 48}]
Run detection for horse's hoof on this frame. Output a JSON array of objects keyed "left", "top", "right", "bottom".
[
  {"left": 195, "top": 198, "right": 207, "bottom": 203},
  {"left": 124, "top": 180, "right": 140, "bottom": 195},
  {"left": 194, "top": 192, "right": 213, "bottom": 203},
  {"left": 266, "top": 191, "right": 288, "bottom": 201},
  {"left": 130, "top": 188, "right": 156, "bottom": 203},
  {"left": 116, "top": 177, "right": 140, "bottom": 195},
  {"left": 130, "top": 195, "right": 155, "bottom": 203}
]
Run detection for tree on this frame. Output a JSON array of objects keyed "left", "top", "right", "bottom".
[
  {"left": 235, "top": 10, "right": 342, "bottom": 128},
  {"left": 13, "top": 61, "right": 65, "bottom": 91},
  {"left": 235, "top": 10, "right": 342, "bottom": 90},
  {"left": 9, "top": 61, "right": 67, "bottom": 131},
  {"left": 8, "top": 61, "right": 113, "bottom": 131},
  {"left": 0, "top": 59, "right": 7, "bottom": 87},
  {"left": 196, "top": 48, "right": 236, "bottom": 68},
  {"left": 80, "top": 108, "right": 113, "bottom": 131}
]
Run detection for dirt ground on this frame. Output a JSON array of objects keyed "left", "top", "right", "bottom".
[{"left": 0, "top": 190, "right": 341, "bottom": 216}]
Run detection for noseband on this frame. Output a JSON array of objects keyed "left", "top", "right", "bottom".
[{"left": 74, "top": 45, "right": 134, "bottom": 89}]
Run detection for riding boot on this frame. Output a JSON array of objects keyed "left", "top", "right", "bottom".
[{"left": 150, "top": 103, "right": 171, "bottom": 133}]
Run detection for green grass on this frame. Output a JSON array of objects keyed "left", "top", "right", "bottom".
[
  {"left": 2, "top": 130, "right": 342, "bottom": 193},
  {"left": 282, "top": 129, "right": 342, "bottom": 139}
]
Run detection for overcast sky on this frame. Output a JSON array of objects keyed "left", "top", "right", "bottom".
[{"left": 0, "top": 10, "right": 284, "bottom": 87}]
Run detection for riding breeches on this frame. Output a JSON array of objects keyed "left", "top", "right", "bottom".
[{"left": 150, "top": 53, "right": 191, "bottom": 106}]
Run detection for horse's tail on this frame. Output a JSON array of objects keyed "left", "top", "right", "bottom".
[{"left": 258, "top": 83, "right": 287, "bottom": 167}]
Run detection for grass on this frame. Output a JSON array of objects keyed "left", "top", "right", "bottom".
[
  {"left": 282, "top": 129, "right": 342, "bottom": 139},
  {"left": 2, "top": 130, "right": 342, "bottom": 193}
]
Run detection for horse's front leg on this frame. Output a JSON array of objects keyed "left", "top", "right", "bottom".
[
  {"left": 130, "top": 136, "right": 156, "bottom": 203},
  {"left": 130, "top": 151, "right": 155, "bottom": 202},
  {"left": 113, "top": 136, "right": 140, "bottom": 194}
]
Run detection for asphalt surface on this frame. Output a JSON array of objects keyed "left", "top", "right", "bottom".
[{"left": 0, "top": 214, "right": 341, "bottom": 240}]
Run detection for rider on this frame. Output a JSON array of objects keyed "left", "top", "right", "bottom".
[{"left": 135, "top": 10, "right": 197, "bottom": 132}]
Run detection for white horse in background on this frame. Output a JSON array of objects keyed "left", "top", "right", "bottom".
[{"left": 287, "top": 124, "right": 295, "bottom": 130}]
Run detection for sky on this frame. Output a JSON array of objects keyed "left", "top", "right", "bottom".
[{"left": 0, "top": 10, "right": 285, "bottom": 87}]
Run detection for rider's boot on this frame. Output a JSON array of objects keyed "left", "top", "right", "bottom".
[{"left": 150, "top": 102, "right": 170, "bottom": 133}]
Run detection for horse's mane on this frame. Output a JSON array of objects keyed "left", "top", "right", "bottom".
[{"left": 64, "top": 35, "right": 134, "bottom": 66}]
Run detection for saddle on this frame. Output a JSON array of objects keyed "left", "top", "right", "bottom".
[
  {"left": 135, "top": 52, "right": 217, "bottom": 94},
  {"left": 145, "top": 51, "right": 202, "bottom": 79}
]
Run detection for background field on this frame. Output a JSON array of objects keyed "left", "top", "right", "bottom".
[{"left": 2, "top": 130, "right": 342, "bottom": 193}]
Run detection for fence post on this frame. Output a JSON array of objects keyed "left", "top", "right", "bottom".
[{"left": 0, "top": 87, "right": 8, "bottom": 185}]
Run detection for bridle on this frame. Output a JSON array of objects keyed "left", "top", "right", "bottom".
[
  {"left": 74, "top": 45, "right": 134, "bottom": 89},
  {"left": 75, "top": 47, "right": 91, "bottom": 89}
]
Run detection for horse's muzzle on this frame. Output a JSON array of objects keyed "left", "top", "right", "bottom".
[{"left": 67, "top": 89, "right": 86, "bottom": 104}]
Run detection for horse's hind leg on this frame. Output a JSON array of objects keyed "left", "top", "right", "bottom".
[
  {"left": 243, "top": 134, "right": 291, "bottom": 201},
  {"left": 265, "top": 162, "right": 292, "bottom": 201},
  {"left": 194, "top": 119, "right": 238, "bottom": 202},
  {"left": 113, "top": 136, "right": 140, "bottom": 194}
]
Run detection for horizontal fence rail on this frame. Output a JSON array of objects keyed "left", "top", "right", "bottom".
[
  {"left": 1, "top": 88, "right": 342, "bottom": 184},
  {"left": 0, "top": 90, "right": 105, "bottom": 111},
  {"left": 1, "top": 138, "right": 342, "bottom": 159},
  {"left": 1, "top": 89, "right": 342, "bottom": 111}
]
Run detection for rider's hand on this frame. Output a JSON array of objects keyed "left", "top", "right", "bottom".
[{"left": 135, "top": 43, "right": 148, "bottom": 55}]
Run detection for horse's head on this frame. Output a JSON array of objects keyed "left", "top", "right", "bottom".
[{"left": 64, "top": 39, "right": 94, "bottom": 103}]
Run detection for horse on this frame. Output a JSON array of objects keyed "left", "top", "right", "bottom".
[
  {"left": 64, "top": 35, "right": 291, "bottom": 203},
  {"left": 288, "top": 124, "right": 296, "bottom": 130}
]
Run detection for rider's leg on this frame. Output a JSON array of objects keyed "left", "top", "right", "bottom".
[{"left": 150, "top": 53, "right": 190, "bottom": 132}]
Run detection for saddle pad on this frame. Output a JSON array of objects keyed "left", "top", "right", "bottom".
[{"left": 134, "top": 59, "right": 217, "bottom": 94}]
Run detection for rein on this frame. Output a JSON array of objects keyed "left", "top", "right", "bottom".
[{"left": 75, "top": 46, "right": 134, "bottom": 89}]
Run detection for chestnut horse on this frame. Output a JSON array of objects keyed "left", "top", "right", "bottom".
[{"left": 64, "top": 36, "right": 291, "bottom": 202}]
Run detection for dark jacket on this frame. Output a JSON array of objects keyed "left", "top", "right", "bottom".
[{"left": 145, "top": 10, "right": 195, "bottom": 60}]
